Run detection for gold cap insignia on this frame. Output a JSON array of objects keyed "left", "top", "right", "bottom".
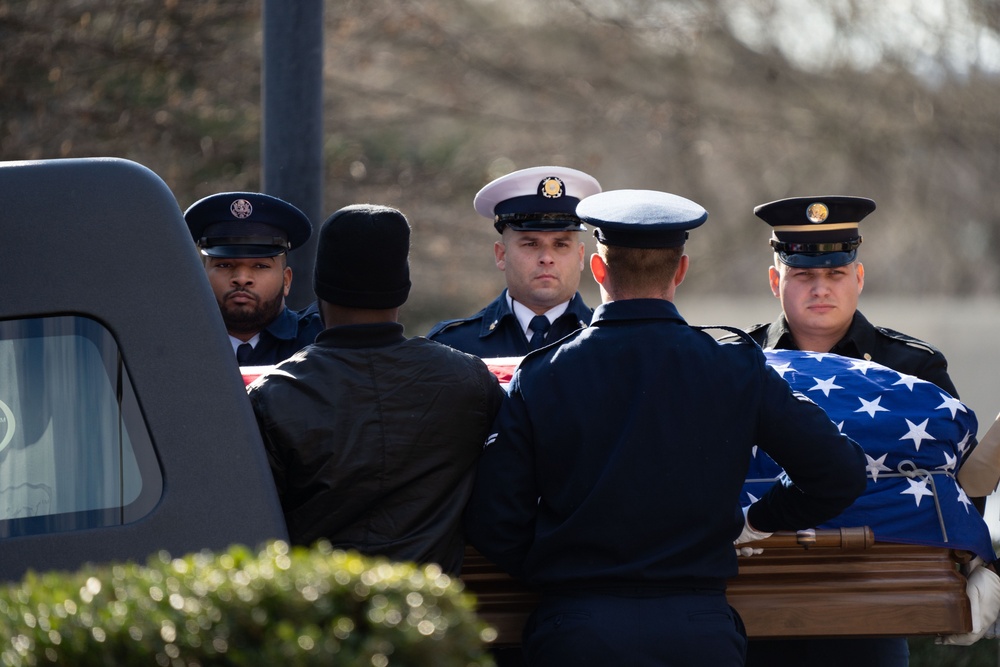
[
  {"left": 540, "top": 177, "right": 565, "bottom": 199},
  {"left": 806, "top": 202, "right": 829, "bottom": 223}
]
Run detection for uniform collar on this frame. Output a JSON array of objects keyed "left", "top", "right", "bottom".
[
  {"left": 316, "top": 322, "right": 406, "bottom": 349},
  {"left": 478, "top": 290, "right": 591, "bottom": 338},
  {"left": 507, "top": 294, "right": 571, "bottom": 337},
  {"left": 762, "top": 310, "right": 870, "bottom": 356},
  {"left": 262, "top": 305, "right": 299, "bottom": 342},
  {"left": 591, "top": 298, "right": 686, "bottom": 325},
  {"left": 229, "top": 333, "right": 260, "bottom": 353}
]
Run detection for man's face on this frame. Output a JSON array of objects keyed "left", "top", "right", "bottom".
[
  {"left": 204, "top": 255, "right": 292, "bottom": 337},
  {"left": 770, "top": 260, "right": 865, "bottom": 342},
  {"left": 494, "top": 229, "right": 585, "bottom": 313}
]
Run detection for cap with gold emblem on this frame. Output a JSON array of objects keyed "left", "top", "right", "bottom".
[
  {"left": 473, "top": 166, "right": 602, "bottom": 234},
  {"left": 184, "top": 191, "right": 312, "bottom": 258},
  {"left": 754, "top": 195, "right": 876, "bottom": 268}
]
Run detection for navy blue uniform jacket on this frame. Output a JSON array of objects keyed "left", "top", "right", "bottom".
[
  {"left": 464, "top": 299, "right": 867, "bottom": 591},
  {"left": 427, "top": 289, "right": 592, "bottom": 358},
  {"left": 240, "top": 304, "right": 323, "bottom": 367}
]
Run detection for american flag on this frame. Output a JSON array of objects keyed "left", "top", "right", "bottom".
[{"left": 742, "top": 350, "right": 995, "bottom": 561}]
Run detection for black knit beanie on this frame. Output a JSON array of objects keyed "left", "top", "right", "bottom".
[{"left": 313, "top": 204, "right": 412, "bottom": 309}]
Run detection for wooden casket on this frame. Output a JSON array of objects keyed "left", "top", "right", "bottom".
[{"left": 460, "top": 527, "right": 972, "bottom": 646}]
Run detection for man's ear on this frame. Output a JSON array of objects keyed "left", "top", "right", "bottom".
[
  {"left": 494, "top": 240, "right": 506, "bottom": 271},
  {"left": 590, "top": 253, "right": 607, "bottom": 285},
  {"left": 856, "top": 262, "right": 865, "bottom": 295},
  {"left": 768, "top": 266, "right": 781, "bottom": 298},
  {"left": 283, "top": 265, "right": 293, "bottom": 297},
  {"left": 674, "top": 254, "right": 689, "bottom": 287}
]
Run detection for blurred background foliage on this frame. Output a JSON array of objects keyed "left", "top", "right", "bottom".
[{"left": 2, "top": 0, "right": 1000, "bottom": 328}]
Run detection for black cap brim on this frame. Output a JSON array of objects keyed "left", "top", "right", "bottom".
[
  {"left": 200, "top": 244, "right": 288, "bottom": 259},
  {"left": 778, "top": 249, "right": 857, "bottom": 268}
]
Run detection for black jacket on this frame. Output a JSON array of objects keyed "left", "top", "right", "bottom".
[
  {"left": 745, "top": 310, "right": 958, "bottom": 397},
  {"left": 248, "top": 322, "right": 506, "bottom": 574}
]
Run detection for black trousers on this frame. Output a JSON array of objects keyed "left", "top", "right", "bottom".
[{"left": 523, "top": 590, "right": 747, "bottom": 666}]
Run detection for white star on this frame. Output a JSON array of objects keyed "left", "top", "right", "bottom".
[
  {"left": 937, "top": 451, "right": 958, "bottom": 473},
  {"left": 836, "top": 420, "right": 845, "bottom": 432},
  {"left": 747, "top": 491, "right": 760, "bottom": 504},
  {"left": 901, "top": 476, "right": 935, "bottom": 507},
  {"left": 891, "top": 373, "right": 925, "bottom": 391},
  {"left": 856, "top": 395, "right": 890, "bottom": 418},
  {"left": 935, "top": 393, "right": 967, "bottom": 419},
  {"left": 866, "top": 453, "right": 892, "bottom": 482},
  {"left": 806, "top": 352, "right": 835, "bottom": 362},
  {"left": 770, "top": 362, "right": 795, "bottom": 378},
  {"left": 899, "top": 418, "right": 935, "bottom": 451},
  {"left": 809, "top": 376, "right": 843, "bottom": 397},
  {"left": 849, "top": 359, "right": 880, "bottom": 375},
  {"left": 751, "top": 444, "right": 759, "bottom": 458},
  {"left": 957, "top": 431, "right": 974, "bottom": 457},
  {"left": 957, "top": 486, "right": 974, "bottom": 513}
]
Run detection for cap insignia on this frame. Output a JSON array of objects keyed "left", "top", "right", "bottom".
[
  {"left": 230, "top": 198, "right": 253, "bottom": 219},
  {"left": 806, "top": 202, "right": 829, "bottom": 223},
  {"left": 539, "top": 177, "right": 565, "bottom": 199}
]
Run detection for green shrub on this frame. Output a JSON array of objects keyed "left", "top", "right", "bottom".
[{"left": 0, "top": 541, "right": 496, "bottom": 667}]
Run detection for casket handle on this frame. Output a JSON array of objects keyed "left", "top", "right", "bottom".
[{"left": 746, "top": 526, "right": 874, "bottom": 550}]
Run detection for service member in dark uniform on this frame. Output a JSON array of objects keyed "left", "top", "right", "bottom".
[
  {"left": 427, "top": 166, "right": 601, "bottom": 357},
  {"left": 185, "top": 192, "right": 323, "bottom": 367},
  {"left": 464, "top": 189, "right": 868, "bottom": 667},
  {"left": 741, "top": 195, "right": 958, "bottom": 667},
  {"left": 744, "top": 195, "right": 957, "bottom": 396}
]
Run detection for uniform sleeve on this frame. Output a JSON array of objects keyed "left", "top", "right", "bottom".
[
  {"left": 747, "top": 364, "right": 868, "bottom": 533},
  {"left": 463, "top": 373, "right": 538, "bottom": 579},
  {"left": 916, "top": 353, "right": 959, "bottom": 398}
]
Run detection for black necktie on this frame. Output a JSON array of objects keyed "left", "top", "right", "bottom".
[
  {"left": 528, "top": 315, "right": 551, "bottom": 350},
  {"left": 236, "top": 343, "right": 254, "bottom": 365}
]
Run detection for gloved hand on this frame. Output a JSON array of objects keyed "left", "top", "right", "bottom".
[
  {"left": 936, "top": 558, "right": 1000, "bottom": 645},
  {"left": 734, "top": 505, "right": 772, "bottom": 547},
  {"left": 736, "top": 546, "right": 764, "bottom": 557}
]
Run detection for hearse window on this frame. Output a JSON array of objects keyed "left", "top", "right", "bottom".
[{"left": 0, "top": 316, "right": 161, "bottom": 537}]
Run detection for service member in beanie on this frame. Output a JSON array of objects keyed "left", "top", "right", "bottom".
[
  {"left": 247, "top": 204, "right": 505, "bottom": 575},
  {"left": 464, "top": 189, "right": 867, "bottom": 666},
  {"left": 427, "top": 166, "right": 601, "bottom": 357},
  {"left": 184, "top": 192, "right": 322, "bottom": 366}
]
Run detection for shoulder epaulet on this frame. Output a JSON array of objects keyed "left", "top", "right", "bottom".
[
  {"left": 694, "top": 324, "right": 760, "bottom": 347},
  {"left": 873, "top": 326, "right": 941, "bottom": 355},
  {"left": 427, "top": 318, "right": 469, "bottom": 337}
]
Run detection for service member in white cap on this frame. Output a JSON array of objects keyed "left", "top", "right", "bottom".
[
  {"left": 464, "top": 189, "right": 867, "bottom": 667},
  {"left": 426, "top": 166, "right": 601, "bottom": 357},
  {"left": 740, "top": 195, "right": 963, "bottom": 666},
  {"left": 184, "top": 191, "right": 323, "bottom": 367}
]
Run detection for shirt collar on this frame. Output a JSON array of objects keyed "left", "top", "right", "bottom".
[
  {"left": 229, "top": 333, "right": 260, "bottom": 353},
  {"left": 506, "top": 293, "right": 571, "bottom": 336}
]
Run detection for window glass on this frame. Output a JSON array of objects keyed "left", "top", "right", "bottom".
[{"left": 0, "top": 316, "right": 161, "bottom": 537}]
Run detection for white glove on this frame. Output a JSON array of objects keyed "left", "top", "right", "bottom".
[
  {"left": 736, "top": 546, "right": 764, "bottom": 557},
  {"left": 936, "top": 558, "right": 1000, "bottom": 645},
  {"left": 734, "top": 505, "right": 772, "bottom": 546}
]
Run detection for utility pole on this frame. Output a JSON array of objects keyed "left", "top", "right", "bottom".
[{"left": 261, "top": 0, "right": 324, "bottom": 309}]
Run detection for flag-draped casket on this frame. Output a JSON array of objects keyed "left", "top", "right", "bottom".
[{"left": 466, "top": 351, "right": 992, "bottom": 641}]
